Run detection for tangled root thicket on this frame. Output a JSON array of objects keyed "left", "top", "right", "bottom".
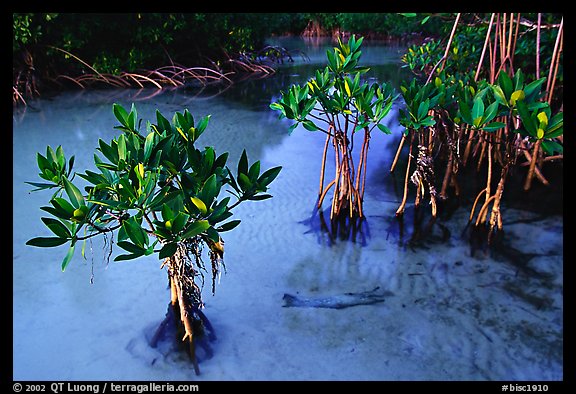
[{"left": 158, "top": 237, "right": 223, "bottom": 375}]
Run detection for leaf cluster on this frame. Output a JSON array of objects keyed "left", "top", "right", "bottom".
[
  {"left": 27, "top": 103, "right": 281, "bottom": 269},
  {"left": 270, "top": 35, "right": 398, "bottom": 135}
]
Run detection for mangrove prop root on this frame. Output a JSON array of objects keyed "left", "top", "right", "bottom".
[
  {"left": 469, "top": 188, "right": 487, "bottom": 222},
  {"left": 318, "top": 132, "right": 332, "bottom": 204},
  {"left": 324, "top": 128, "right": 366, "bottom": 222},
  {"left": 410, "top": 144, "right": 438, "bottom": 218},
  {"left": 521, "top": 144, "right": 549, "bottom": 186},
  {"left": 396, "top": 132, "right": 415, "bottom": 217},
  {"left": 390, "top": 134, "right": 406, "bottom": 173},
  {"left": 439, "top": 150, "right": 453, "bottom": 200},
  {"left": 481, "top": 142, "right": 494, "bottom": 224},
  {"left": 160, "top": 240, "right": 220, "bottom": 375},
  {"left": 475, "top": 195, "right": 497, "bottom": 227},
  {"left": 524, "top": 139, "right": 544, "bottom": 190},
  {"left": 462, "top": 127, "right": 475, "bottom": 166}
]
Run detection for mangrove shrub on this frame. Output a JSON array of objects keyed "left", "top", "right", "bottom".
[{"left": 26, "top": 103, "right": 281, "bottom": 374}]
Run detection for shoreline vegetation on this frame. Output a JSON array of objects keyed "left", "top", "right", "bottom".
[
  {"left": 13, "top": 13, "right": 439, "bottom": 106},
  {"left": 13, "top": 44, "right": 302, "bottom": 106}
]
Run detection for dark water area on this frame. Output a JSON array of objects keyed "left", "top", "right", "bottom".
[{"left": 13, "top": 36, "right": 563, "bottom": 381}]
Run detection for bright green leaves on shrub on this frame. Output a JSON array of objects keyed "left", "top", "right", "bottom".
[
  {"left": 270, "top": 84, "right": 318, "bottom": 133},
  {"left": 326, "top": 34, "right": 368, "bottom": 75},
  {"left": 26, "top": 145, "right": 75, "bottom": 192},
  {"left": 458, "top": 91, "right": 504, "bottom": 132},
  {"left": 27, "top": 103, "right": 281, "bottom": 268},
  {"left": 113, "top": 103, "right": 139, "bottom": 133},
  {"left": 399, "top": 78, "right": 441, "bottom": 132},
  {"left": 228, "top": 149, "right": 282, "bottom": 204},
  {"left": 491, "top": 69, "right": 547, "bottom": 111},
  {"left": 271, "top": 34, "right": 397, "bottom": 137},
  {"left": 516, "top": 101, "right": 563, "bottom": 154}
]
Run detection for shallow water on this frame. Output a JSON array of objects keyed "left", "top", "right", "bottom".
[{"left": 13, "top": 37, "right": 563, "bottom": 381}]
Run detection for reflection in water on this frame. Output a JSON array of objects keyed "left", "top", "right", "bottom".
[{"left": 300, "top": 206, "right": 370, "bottom": 247}]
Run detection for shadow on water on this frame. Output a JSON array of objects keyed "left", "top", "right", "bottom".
[{"left": 299, "top": 205, "right": 371, "bottom": 247}]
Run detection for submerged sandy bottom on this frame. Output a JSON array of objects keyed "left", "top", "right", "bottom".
[{"left": 13, "top": 89, "right": 563, "bottom": 381}]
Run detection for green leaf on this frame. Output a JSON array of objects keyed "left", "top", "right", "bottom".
[
  {"left": 171, "top": 212, "right": 190, "bottom": 234},
  {"left": 52, "top": 197, "right": 76, "bottom": 217},
  {"left": 36, "top": 152, "right": 52, "bottom": 173},
  {"left": 544, "top": 113, "right": 563, "bottom": 138},
  {"left": 458, "top": 100, "right": 473, "bottom": 125},
  {"left": 288, "top": 123, "right": 299, "bottom": 134},
  {"left": 214, "top": 152, "right": 229, "bottom": 169},
  {"left": 417, "top": 99, "right": 429, "bottom": 121},
  {"left": 483, "top": 101, "right": 499, "bottom": 124},
  {"left": 541, "top": 140, "right": 563, "bottom": 155},
  {"left": 200, "top": 174, "right": 219, "bottom": 205},
  {"left": 217, "top": 219, "right": 241, "bottom": 232},
  {"left": 498, "top": 71, "right": 513, "bottom": 98},
  {"left": 63, "top": 177, "right": 85, "bottom": 208},
  {"left": 46, "top": 145, "right": 58, "bottom": 164},
  {"left": 143, "top": 132, "right": 155, "bottom": 162},
  {"left": 114, "top": 251, "right": 144, "bottom": 262},
  {"left": 516, "top": 101, "right": 537, "bottom": 134},
  {"left": 482, "top": 122, "right": 506, "bottom": 132},
  {"left": 26, "top": 181, "right": 58, "bottom": 192},
  {"left": 55, "top": 145, "right": 66, "bottom": 169},
  {"left": 238, "top": 149, "right": 248, "bottom": 176},
  {"left": 270, "top": 102, "right": 283, "bottom": 111},
  {"left": 248, "top": 160, "right": 260, "bottom": 181},
  {"left": 156, "top": 110, "right": 172, "bottom": 133},
  {"left": 190, "top": 196, "right": 208, "bottom": 215},
  {"left": 523, "top": 77, "right": 546, "bottom": 100},
  {"left": 61, "top": 244, "right": 76, "bottom": 271},
  {"left": 159, "top": 242, "right": 178, "bottom": 259},
  {"left": 113, "top": 103, "right": 129, "bottom": 127},
  {"left": 41, "top": 217, "right": 72, "bottom": 238},
  {"left": 377, "top": 123, "right": 391, "bottom": 134},
  {"left": 249, "top": 194, "right": 273, "bottom": 201},
  {"left": 544, "top": 127, "right": 563, "bottom": 139},
  {"left": 420, "top": 116, "right": 436, "bottom": 127},
  {"left": 258, "top": 166, "right": 282, "bottom": 187},
  {"left": 238, "top": 173, "right": 252, "bottom": 192},
  {"left": 88, "top": 199, "right": 130, "bottom": 210},
  {"left": 122, "top": 217, "right": 147, "bottom": 248},
  {"left": 117, "top": 240, "right": 145, "bottom": 254},
  {"left": 205, "top": 226, "right": 220, "bottom": 243},
  {"left": 26, "top": 237, "right": 69, "bottom": 248},
  {"left": 127, "top": 104, "right": 137, "bottom": 131},
  {"left": 471, "top": 97, "right": 485, "bottom": 122},
  {"left": 302, "top": 119, "right": 320, "bottom": 131},
  {"left": 181, "top": 220, "right": 210, "bottom": 239}
]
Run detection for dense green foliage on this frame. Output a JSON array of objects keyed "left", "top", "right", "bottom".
[
  {"left": 25, "top": 103, "right": 281, "bottom": 373},
  {"left": 12, "top": 13, "right": 445, "bottom": 76},
  {"left": 270, "top": 36, "right": 397, "bottom": 223},
  {"left": 27, "top": 103, "right": 281, "bottom": 269},
  {"left": 13, "top": 13, "right": 297, "bottom": 74}
]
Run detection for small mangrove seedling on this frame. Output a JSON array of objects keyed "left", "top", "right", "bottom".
[
  {"left": 26, "top": 103, "right": 281, "bottom": 375},
  {"left": 270, "top": 35, "right": 397, "bottom": 233}
]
